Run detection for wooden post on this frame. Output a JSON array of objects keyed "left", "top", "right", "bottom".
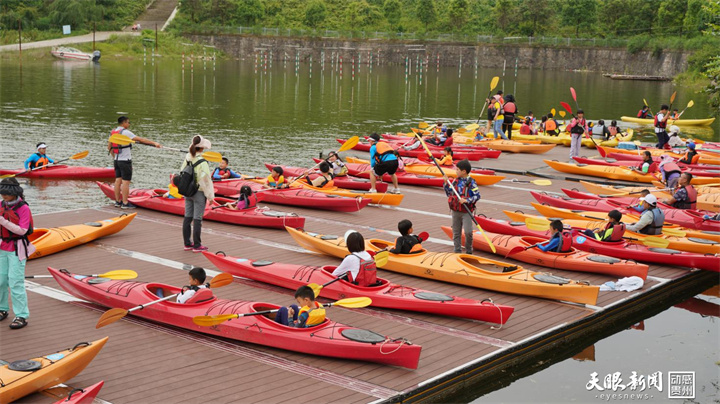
[
  {"left": 18, "top": 19, "right": 22, "bottom": 58},
  {"left": 155, "top": 24, "right": 158, "bottom": 52},
  {"left": 93, "top": 22, "right": 96, "bottom": 51}
]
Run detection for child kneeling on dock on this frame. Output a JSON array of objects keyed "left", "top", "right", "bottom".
[
  {"left": 176, "top": 267, "right": 210, "bottom": 304},
  {"left": 389, "top": 220, "right": 424, "bottom": 254},
  {"left": 331, "top": 231, "right": 378, "bottom": 286},
  {"left": 583, "top": 210, "right": 625, "bottom": 242},
  {"left": 275, "top": 286, "right": 326, "bottom": 328},
  {"left": 536, "top": 220, "right": 572, "bottom": 253}
]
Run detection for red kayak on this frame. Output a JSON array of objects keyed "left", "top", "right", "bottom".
[
  {"left": 332, "top": 161, "right": 446, "bottom": 188},
  {"left": 338, "top": 139, "right": 500, "bottom": 161},
  {"left": 473, "top": 216, "right": 720, "bottom": 272},
  {"left": 572, "top": 157, "right": 720, "bottom": 178},
  {"left": 0, "top": 165, "right": 114, "bottom": 180},
  {"left": 345, "top": 157, "right": 496, "bottom": 176},
  {"left": 440, "top": 227, "right": 649, "bottom": 279},
  {"left": 602, "top": 153, "right": 712, "bottom": 171},
  {"left": 203, "top": 252, "right": 514, "bottom": 323},
  {"left": 561, "top": 188, "right": 714, "bottom": 215},
  {"left": 531, "top": 191, "right": 720, "bottom": 232},
  {"left": 212, "top": 179, "right": 370, "bottom": 212},
  {"left": 53, "top": 381, "right": 104, "bottom": 404},
  {"left": 49, "top": 267, "right": 421, "bottom": 369},
  {"left": 380, "top": 133, "right": 490, "bottom": 150},
  {"left": 96, "top": 182, "right": 305, "bottom": 230},
  {"left": 265, "top": 163, "right": 389, "bottom": 193},
  {"left": 675, "top": 297, "right": 720, "bottom": 318}
]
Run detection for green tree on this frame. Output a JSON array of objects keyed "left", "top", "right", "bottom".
[
  {"left": 344, "top": 0, "right": 382, "bottom": 28},
  {"left": 702, "top": 0, "right": 720, "bottom": 33},
  {"left": 448, "top": 0, "right": 468, "bottom": 30},
  {"left": 180, "top": 0, "right": 204, "bottom": 23},
  {"left": 656, "top": 0, "right": 687, "bottom": 35},
  {"left": 304, "top": 0, "right": 327, "bottom": 28},
  {"left": 211, "top": 0, "right": 236, "bottom": 25},
  {"left": 416, "top": 0, "right": 436, "bottom": 27},
  {"left": 518, "top": 0, "right": 552, "bottom": 36},
  {"left": 683, "top": 0, "right": 707, "bottom": 36},
  {"left": 383, "top": 0, "right": 402, "bottom": 28},
  {"left": 237, "top": 0, "right": 264, "bottom": 25},
  {"left": 561, "top": 0, "right": 596, "bottom": 36},
  {"left": 48, "top": 0, "right": 94, "bottom": 28},
  {"left": 492, "top": 0, "right": 520, "bottom": 34}
]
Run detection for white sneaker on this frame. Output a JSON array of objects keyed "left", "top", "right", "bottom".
[
  {"left": 369, "top": 188, "right": 377, "bottom": 193},
  {"left": 390, "top": 188, "right": 402, "bottom": 194}
]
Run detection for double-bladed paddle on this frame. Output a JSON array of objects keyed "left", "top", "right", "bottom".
[
  {"left": 570, "top": 87, "right": 600, "bottom": 149},
  {"left": 0, "top": 150, "right": 90, "bottom": 179},
  {"left": 475, "top": 76, "right": 500, "bottom": 125},
  {"left": 108, "top": 133, "right": 223, "bottom": 163},
  {"left": 26, "top": 269, "right": 138, "bottom": 280},
  {"left": 285, "top": 136, "right": 359, "bottom": 187},
  {"left": 669, "top": 100, "right": 694, "bottom": 124},
  {"left": 95, "top": 272, "right": 234, "bottom": 328},
  {"left": 501, "top": 178, "right": 552, "bottom": 186},
  {"left": 191, "top": 296, "right": 372, "bottom": 327}
]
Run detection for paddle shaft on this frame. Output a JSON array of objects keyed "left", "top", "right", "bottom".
[
  {"left": 232, "top": 301, "right": 347, "bottom": 318},
  {"left": 129, "top": 293, "right": 178, "bottom": 313},
  {"left": 3, "top": 154, "right": 85, "bottom": 178}
]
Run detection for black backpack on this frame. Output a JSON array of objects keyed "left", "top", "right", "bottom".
[{"left": 172, "top": 159, "right": 206, "bottom": 197}]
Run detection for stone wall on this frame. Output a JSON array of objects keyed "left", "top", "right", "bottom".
[{"left": 186, "top": 34, "right": 690, "bottom": 77}]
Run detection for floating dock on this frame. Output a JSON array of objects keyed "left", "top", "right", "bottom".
[{"left": 2, "top": 145, "right": 716, "bottom": 403}]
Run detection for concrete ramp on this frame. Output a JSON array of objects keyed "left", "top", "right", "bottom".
[{"left": 127, "top": 0, "right": 178, "bottom": 32}]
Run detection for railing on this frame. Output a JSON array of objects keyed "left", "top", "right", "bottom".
[{"left": 183, "top": 25, "right": 630, "bottom": 48}]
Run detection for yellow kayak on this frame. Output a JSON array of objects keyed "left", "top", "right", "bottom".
[
  {"left": 288, "top": 182, "right": 404, "bottom": 206},
  {"left": 621, "top": 116, "right": 716, "bottom": 127},
  {"left": 286, "top": 227, "right": 599, "bottom": 305},
  {"left": 401, "top": 164, "right": 505, "bottom": 185},
  {"left": 544, "top": 159, "right": 720, "bottom": 185},
  {"left": 484, "top": 140, "right": 556, "bottom": 154},
  {"left": 581, "top": 130, "right": 634, "bottom": 149}
]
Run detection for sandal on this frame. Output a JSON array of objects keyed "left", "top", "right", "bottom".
[
  {"left": 9, "top": 317, "right": 27, "bottom": 329},
  {"left": 0, "top": 311, "right": 7, "bottom": 321}
]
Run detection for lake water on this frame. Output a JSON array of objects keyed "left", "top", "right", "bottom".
[{"left": 0, "top": 57, "right": 718, "bottom": 402}]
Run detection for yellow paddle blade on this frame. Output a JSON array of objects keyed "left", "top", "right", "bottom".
[
  {"left": 643, "top": 98, "right": 649, "bottom": 107},
  {"left": 525, "top": 217, "right": 550, "bottom": 230},
  {"left": 71, "top": 150, "right": 90, "bottom": 160},
  {"left": 99, "top": 270, "right": 138, "bottom": 280},
  {"left": 331, "top": 297, "right": 372, "bottom": 308},
  {"left": 526, "top": 222, "right": 550, "bottom": 231},
  {"left": 457, "top": 127, "right": 467, "bottom": 134},
  {"left": 108, "top": 133, "right": 134, "bottom": 146},
  {"left": 209, "top": 272, "right": 234, "bottom": 288},
  {"left": 670, "top": 91, "right": 677, "bottom": 104},
  {"left": 687, "top": 100, "right": 694, "bottom": 108},
  {"left": 95, "top": 307, "right": 129, "bottom": 329},
  {"left": 193, "top": 313, "right": 239, "bottom": 327},
  {"left": 374, "top": 250, "right": 389, "bottom": 267},
  {"left": 475, "top": 224, "right": 496, "bottom": 253},
  {"left": 339, "top": 136, "right": 359, "bottom": 152},
  {"left": 551, "top": 108, "right": 556, "bottom": 116},
  {"left": 641, "top": 236, "right": 670, "bottom": 248},
  {"left": 559, "top": 111, "right": 566, "bottom": 118},
  {"left": 490, "top": 76, "right": 500, "bottom": 90},
  {"left": 418, "top": 122, "right": 429, "bottom": 129},
  {"left": 532, "top": 179, "right": 552, "bottom": 186},
  {"left": 465, "top": 123, "right": 479, "bottom": 131},
  {"left": 661, "top": 227, "right": 686, "bottom": 237},
  {"left": 201, "top": 151, "right": 223, "bottom": 163},
  {"left": 308, "top": 283, "right": 323, "bottom": 297}
]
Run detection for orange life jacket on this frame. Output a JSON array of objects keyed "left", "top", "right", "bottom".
[
  {"left": 680, "top": 150, "right": 699, "bottom": 165},
  {"left": 373, "top": 141, "right": 395, "bottom": 164},
  {"left": 545, "top": 119, "right": 557, "bottom": 131},
  {"left": 29, "top": 153, "right": 50, "bottom": 170},
  {"left": 346, "top": 252, "right": 378, "bottom": 287},
  {"left": 0, "top": 200, "right": 33, "bottom": 241}
]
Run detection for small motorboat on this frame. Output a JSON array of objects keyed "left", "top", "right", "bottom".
[{"left": 50, "top": 46, "right": 101, "bottom": 62}]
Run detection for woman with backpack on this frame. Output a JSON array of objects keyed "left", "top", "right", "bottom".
[
  {"left": 0, "top": 178, "right": 35, "bottom": 329},
  {"left": 180, "top": 136, "right": 215, "bottom": 253}
]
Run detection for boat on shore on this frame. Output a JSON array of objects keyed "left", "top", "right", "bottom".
[{"left": 51, "top": 47, "right": 101, "bottom": 62}]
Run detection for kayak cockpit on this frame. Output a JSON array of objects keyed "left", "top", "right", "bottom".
[
  {"left": 145, "top": 284, "right": 217, "bottom": 304},
  {"left": 252, "top": 303, "right": 330, "bottom": 328},
  {"left": 320, "top": 266, "right": 390, "bottom": 289},
  {"left": 459, "top": 256, "right": 520, "bottom": 274},
  {"left": 27, "top": 228, "right": 50, "bottom": 243},
  {"left": 368, "top": 239, "right": 426, "bottom": 255}
]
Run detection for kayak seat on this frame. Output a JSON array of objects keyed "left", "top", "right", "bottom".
[{"left": 185, "top": 288, "right": 214, "bottom": 304}]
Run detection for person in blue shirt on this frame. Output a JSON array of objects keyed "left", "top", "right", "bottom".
[
  {"left": 443, "top": 159, "right": 481, "bottom": 254},
  {"left": 24, "top": 143, "right": 55, "bottom": 170},
  {"left": 367, "top": 133, "right": 400, "bottom": 194},
  {"left": 537, "top": 220, "right": 572, "bottom": 252},
  {"left": 212, "top": 157, "right": 241, "bottom": 180}
]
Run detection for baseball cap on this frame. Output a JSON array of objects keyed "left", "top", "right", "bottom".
[{"left": 640, "top": 194, "right": 658, "bottom": 205}]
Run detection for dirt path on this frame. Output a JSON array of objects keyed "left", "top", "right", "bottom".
[{"left": 0, "top": 32, "right": 138, "bottom": 52}]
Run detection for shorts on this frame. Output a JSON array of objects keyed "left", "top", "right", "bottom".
[
  {"left": 487, "top": 109, "right": 494, "bottom": 121},
  {"left": 114, "top": 160, "right": 133, "bottom": 181},
  {"left": 373, "top": 159, "right": 399, "bottom": 176}
]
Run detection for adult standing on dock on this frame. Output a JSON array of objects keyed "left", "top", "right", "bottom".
[
  {"left": 654, "top": 105, "right": 670, "bottom": 149},
  {"left": 181, "top": 135, "right": 215, "bottom": 253},
  {"left": 502, "top": 95, "right": 517, "bottom": 140},
  {"left": 566, "top": 109, "right": 588, "bottom": 160},
  {"left": 109, "top": 116, "right": 161, "bottom": 209},
  {"left": 0, "top": 178, "right": 35, "bottom": 330}
]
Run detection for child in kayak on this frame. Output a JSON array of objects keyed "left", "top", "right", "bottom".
[
  {"left": 435, "top": 147, "right": 454, "bottom": 166},
  {"left": 275, "top": 286, "right": 326, "bottom": 328},
  {"left": 536, "top": 220, "right": 572, "bottom": 252},
  {"left": 308, "top": 162, "right": 334, "bottom": 188},
  {"left": 266, "top": 166, "right": 286, "bottom": 188},
  {"left": 582, "top": 210, "right": 626, "bottom": 242},
  {"left": 667, "top": 126, "right": 686, "bottom": 148},
  {"left": 226, "top": 185, "right": 256, "bottom": 210},
  {"left": 326, "top": 152, "right": 348, "bottom": 177},
  {"left": 24, "top": 143, "right": 55, "bottom": 170},
  {"left": 389, "top": 220, "right": 424, "bottom": 254},
  {"left": 679, "top": 142, "right": 699, "bottom": 164},
  {"left": 519, "top": 118, "right": 535, "bottom": 135},
  {"left": 176, "top": 267, "right": 210, "bottom": 304},
  {"left": 212, "top": 157, "right": 241, "bottom": 180},
  {"left": 608, "top": 120, "right": 622, "bottom": 138},
  {"left": 331, "top": 231, "right": 376, "bottom": 286},
  {"left": 628, "top": 190, "right": 651, "bottom": 213},
  {"left": 630, "top": 151, "right": 658, "bottom": 174}
]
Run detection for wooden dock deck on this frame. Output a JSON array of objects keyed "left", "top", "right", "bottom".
[{"left": 2, "top": 144, "right": 716, "bottom": 403}]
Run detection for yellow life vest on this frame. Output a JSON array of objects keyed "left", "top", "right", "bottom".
[
  {"left": 267, "top": 174, "right": 285, "bottom": 187},
  {"left": 167, "top": 182, "right": 183, "bottom": 199},
  {"left": 299, "top": 303, "right": 326, "bottom": 327}
]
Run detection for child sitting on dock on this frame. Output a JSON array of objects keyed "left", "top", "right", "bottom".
[
  {"left": 275, "top": 286, "right": 326, "bottom": 328},
  {"left": 24, "top": 143, "right": 55, "bottom": 170},
  {"left": 331, "top": 231, "right": 377, "bottom": 286},
  {"left": 582, "top": 210, "right": 626, "bottom": 242},
  {"left": 212, "top": 157, "right": 241, "bottom": 180},
  {"left": 226, "top": 185, "right": 255, "bottom": 210},
  {"left": 536, "top": 220, "right": 572, "bottom": 253},
  {"left": 266, "top": 166, "right": 286, "bottom": 188},
  {"left": 389, "top": 220, "right": 424, "bottom": 254},
  {"left": 326, "top": 151, "right": 348, "bottom": 177},
  {"left": 176, "top": 267, "right": 210, "bottom": 304}
]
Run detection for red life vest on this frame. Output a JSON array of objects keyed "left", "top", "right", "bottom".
[
  {"left": 654, "top": 114, "right": 667, "bottom": 129},
  {"left": 29, "top": 153, "right": 50, "bottom": 170},
  {"left": 110, "top": 128, "right": 132, "bottom": 154},
  {"left": 346, "top": 252, "right": 378, "bottom": 287},
  {"left": 637, "top": 161, "right": 658, "bottom": 173},
  {"left": 520, "top": 124, "right": 532, "bottom": 135},
  {"left": 675, "top": 185, "right": 697, "bottom": 210},
  {"left": 599, "top": 222, "right": 625, "bottom": 242},
  {"left": 503, "top": 102, "right": 517, "bottom": 114},
  {"left": 0, "top": 200, "right": 34, "bottom": 241},
  {"left": 448, "top": 178, "right": 477, "bottom": 212},
  {"left": 662, "top": 162, "right": 681, "bottom": 176},
  {"left": 556, "top": 230, "right": 573, "bottom": 252}
]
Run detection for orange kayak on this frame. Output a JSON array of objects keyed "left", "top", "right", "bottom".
[
  {"left": 598, "top": 146, "right": 720, "bottom": 166},
  {"left": 401, "top": 164, "right": 505, "bottom": 185},
  {"left": 441, "top": 227, "right": 648, "bottom": 279},
  {"left": 29, "top": 214, "right": 136, "bottom": 259},
  {"left": 286, "top": 227, "right": 599, "bottom": 305},
  {"left": 0, "top": 337, "right": 108, "bottom": 403},
  {"left": 289, "top": 182, "right": 404, "bottom": 206},
  {"left": 579, "top": 181, "right": 720, "bottom": 212},
  {"left": 484, "top": 140, "right": 556, "bottom": 154},
  {"left": 545, "top": 160, "right": 720, "bottom": 185}
]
